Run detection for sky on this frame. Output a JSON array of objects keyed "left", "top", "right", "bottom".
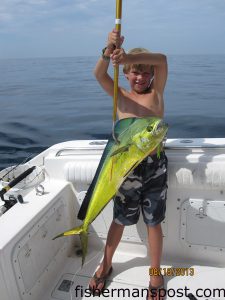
[{"left": 0, "top": 0, "right": 225, "bottom": 59}]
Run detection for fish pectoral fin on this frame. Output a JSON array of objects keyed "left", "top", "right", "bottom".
[
  {"left": 110, "top": 144, "right": 132, "bottom": 157},
  {"left": 157, "top": 144, "right": 162, "bottom": 159},
  {"left": 110, "top": 156, "right": 114, "bottom": 181}
]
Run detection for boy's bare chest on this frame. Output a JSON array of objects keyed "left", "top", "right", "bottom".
[{"left": 118, "top": 90, "right": 163, "bottom": 119}]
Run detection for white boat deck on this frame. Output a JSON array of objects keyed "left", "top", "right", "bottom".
[
  {"left": 1, "top": 138, "right": 225, "bottom": 300},
  {"left": 42, "top": 248, "right": 225, "bottom": 300}
]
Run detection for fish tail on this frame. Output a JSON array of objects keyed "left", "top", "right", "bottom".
[
  {"left": 52, "top": 225, "right": 83, "bottom": 239},
  {"left": 52, "top": 225, "right": 88, "bottom": 265},
  {"left": 80, "top": 230, "right": 88, "bottom": 266}
]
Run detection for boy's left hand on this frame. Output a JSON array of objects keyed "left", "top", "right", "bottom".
[{"left": 111, "top": 48, "right": 127, "bottom": 66}]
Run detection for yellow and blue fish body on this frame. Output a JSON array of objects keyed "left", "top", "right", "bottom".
[{"left": 53, "top": 117, "right": 168, "bottom": 265}]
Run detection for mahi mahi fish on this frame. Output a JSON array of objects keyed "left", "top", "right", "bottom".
[{"left": 53, "top": 117, "right": 168, "bottom": 265}]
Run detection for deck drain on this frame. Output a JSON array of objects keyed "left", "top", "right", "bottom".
[{"left": 58, "top": 279, "right": 74, "bottom": 292}]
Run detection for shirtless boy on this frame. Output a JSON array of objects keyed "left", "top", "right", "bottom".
[{"left": 89, "top": 29, "right": 168, "bottom": 300}]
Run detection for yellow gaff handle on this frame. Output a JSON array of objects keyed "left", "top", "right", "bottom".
[{"left": 112, "top": 0, "right": 122, "bottom": 143}]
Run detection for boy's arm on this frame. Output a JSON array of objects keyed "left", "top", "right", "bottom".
[
  {"left": 94, "top": 30, "right": 124, "bottom": 97},
  {"left": 146, "top": 53, "right": 168, "bottom": 94},
  {"left": 112, "top": 50, "right": 168, "bottom": 94},
  {"left": 94, "top": 47, "right": 115, "bottom": 97}
]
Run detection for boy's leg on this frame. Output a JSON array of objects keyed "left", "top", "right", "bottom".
[
  {"left": 147, "top": 223, "right": 163, "bottom": 281},
  {"left": 141, "top": 152, "right": 167, "bottom": 299},
  {"left": 89, "top": 159, "right": 142, "bottom": 292},
  {"left": 89, "top": 221, "right": 124, "bottom": 290},
  {"left": 147, "top": 223, "right": 164, "bottom": 300}
]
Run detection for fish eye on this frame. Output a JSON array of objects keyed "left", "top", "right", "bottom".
[{"left": 146, "top": 125, "right": 154, "bottom": 132}]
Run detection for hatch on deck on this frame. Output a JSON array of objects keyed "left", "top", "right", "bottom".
[{"left": 180, "top": 198, "right": 225, "bottom": 251}]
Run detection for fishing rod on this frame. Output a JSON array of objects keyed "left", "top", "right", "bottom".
[
  {"left": 112, "top": 0, "right": 122, "bottom": 144},
  {"left": 0, "top": 166, "right": 36, "bottom": 209},
  {"left": 0, "top": 153, "right": 34, "bottom": 181}
]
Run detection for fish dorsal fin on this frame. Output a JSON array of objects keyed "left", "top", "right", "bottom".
[{"left": 110, "top": 144, "right": 132, "bottom": 157}]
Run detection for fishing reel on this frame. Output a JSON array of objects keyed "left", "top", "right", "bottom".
[
  {"left": 0, "top": 164, "right": 45, "bottom": 215},
  {"left": 0, "top": 165, "right": 36, "bottom": 214},
  {"left": 0, "top": 194, "right": 24, "bottom": 212},
  {"left": 0, "top": 187, "right": 24, "bottom": 215}
]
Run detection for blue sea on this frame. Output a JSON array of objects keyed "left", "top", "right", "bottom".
[{"left": 0, "top": 55, "right": 225, "bottom": 170}]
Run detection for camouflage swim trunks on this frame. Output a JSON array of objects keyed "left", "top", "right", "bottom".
[{"left": 113, "top": 151, "right": 168, "bottom": 226}]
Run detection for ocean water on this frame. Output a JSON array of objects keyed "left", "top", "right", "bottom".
[{"left": 0, "top": 55, "right": 225, "bottom": 170}]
